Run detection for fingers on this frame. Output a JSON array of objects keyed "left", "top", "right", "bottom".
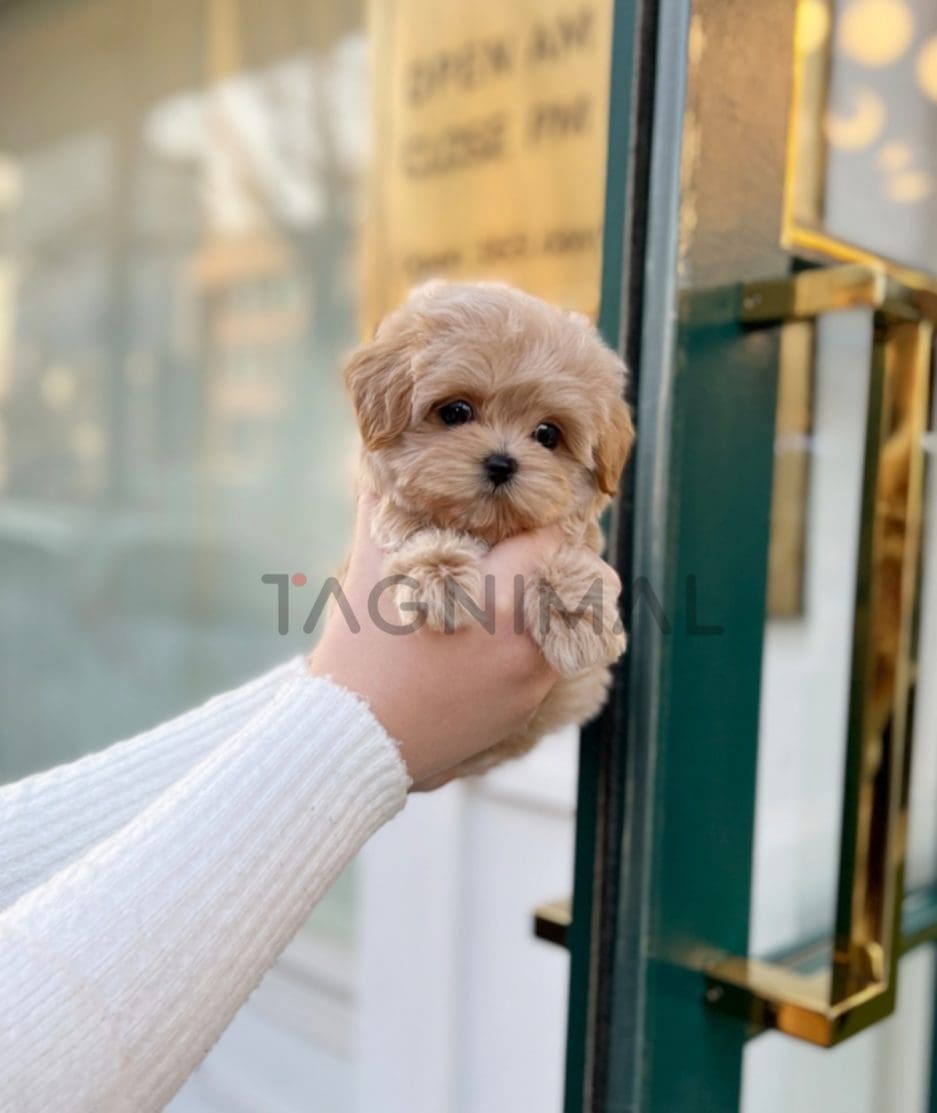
[
  {"left": 346, "top": 492, "right": 385, "bottom": 587},
  {"left": 600, "top": 560, "right": 623, "bottom": 597},
  {"left": 483, "top": 527, "right": 623, "bottom": 618},
  {"left": 480, "top": 524, "right": 564, "bottom": 580},
  {"left": 409, "top": 769, "right": 458, "bottom": 793},
  {"left": 351, "top": 492, "right": 378, "bottom": 552}
]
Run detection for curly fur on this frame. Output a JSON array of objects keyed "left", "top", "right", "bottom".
[{"left": 343, "top": 280, "right": 635, "bottom": 777}]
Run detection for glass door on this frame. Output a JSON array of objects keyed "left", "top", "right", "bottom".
[
  {"left": 563, "top": 1, "right": 937, "bottom": 1111},
  {"left": 0, "top": 4, "right": 367, "bottom": 1108},
  {"left": 0, "top": 3, "right": 617, "bottom": 1111}
]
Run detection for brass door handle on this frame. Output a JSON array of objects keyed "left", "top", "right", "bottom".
[
  {"left": 533, "top": 265, "right": 935, "bottom": 1046},
  {"left": 703, "top": 263, "right": 936, "bottom": 1046}
]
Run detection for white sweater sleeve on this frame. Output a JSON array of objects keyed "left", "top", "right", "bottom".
[
  {"left": 0, "top": 657, "right": 304, "bottom": 912},
  {"left": 0, "top": 671, "right": 411, "bottom": 1113}
]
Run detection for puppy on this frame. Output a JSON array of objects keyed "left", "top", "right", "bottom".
[{"left": 343, "top": 280, "right": 635, "bottom": 778}]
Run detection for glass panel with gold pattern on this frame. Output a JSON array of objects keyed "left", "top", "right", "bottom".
[{"left": 787, "top": 0, "right": 937, "bottom": 273}]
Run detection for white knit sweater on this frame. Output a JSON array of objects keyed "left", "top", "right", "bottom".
[{"left": 0, "top": 658, "right": 411, "bottom": 1112}]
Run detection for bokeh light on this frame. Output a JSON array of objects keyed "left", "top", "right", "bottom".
[
  {"left": 916, "top": 34, "right": 937, "bottom": 101},
  {"left": 825, "top": 87, "right": 885, "bottom": 149},
  {"left": 838, "top": 0, "right": 914, "bottom": 67},
  {"left": 797, "top": 0, "right": 832, "bottom": 53},
  {"left": 885, "top": 169, "right": 933, "bottom": 202},
  {"left": 876, "top": 141, "right": 912, "bottom": 171}
]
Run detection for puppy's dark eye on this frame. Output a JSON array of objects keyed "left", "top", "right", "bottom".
[
  {"left": 533, "top": 422, "right": 561, "bottom": 450},
  {"left": 439, "top": 400, "right": 474, "bottom": 426}
]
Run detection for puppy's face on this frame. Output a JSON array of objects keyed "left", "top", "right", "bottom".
[{"left": 344, "top": 282, "right": 634, "bottom": 545}]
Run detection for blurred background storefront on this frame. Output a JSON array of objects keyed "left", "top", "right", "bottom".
[
  {"left": 3, "top": 2, "right": 937, "bottom": 1113},
  {"left": 0, "top": 2, "right": 581, "bottom": 1110}
]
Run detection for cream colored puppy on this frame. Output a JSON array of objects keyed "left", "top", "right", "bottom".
[{"left": 343, "top": 280, "right": 635, "bottom": 778}]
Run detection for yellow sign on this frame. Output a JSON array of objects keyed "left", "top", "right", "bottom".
[{"left": 364, "top": 0, "right": 613, "bottom": 333}]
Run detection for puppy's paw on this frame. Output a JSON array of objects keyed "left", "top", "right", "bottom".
[
  {"left": 386, "top": 530, "right": 488, "bottom": 632},
  {"left": 524, "top": 548, "right": 626, "bottom": 677}
]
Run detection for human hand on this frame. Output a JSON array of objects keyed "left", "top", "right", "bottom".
[{"left": 309, "top": 497, "right": 565, "bottom": 790}]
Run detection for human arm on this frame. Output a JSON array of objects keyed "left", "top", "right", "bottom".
[
  {"left": 0, "top": 656, "right": 303, "bottom": 913},
  {"left": 0, "top": 670, "right": 409, "bottom": 1112},
  {"left": 0, "top": 499, "right": 572, "bottom": 1111}
]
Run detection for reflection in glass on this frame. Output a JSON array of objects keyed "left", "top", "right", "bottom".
[
  {"left": 752, "top": 311, "right": 872, "bottom": 958},
  {"left": 744, "top": 301, "right": 936, "bottom": 1108},
  {"left": 788, "top": 0, "right": 937, "bottom": 271},
  {"left": 0, "top": 2, "right": 368, "bottom": 1106}
]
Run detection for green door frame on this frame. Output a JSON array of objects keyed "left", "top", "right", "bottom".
[
  {"left": 565, "top": 0, "right": 779, "bottom": 1093},
  {"left": 562, "top": 0, "right": 659, "bottom": 1107}
]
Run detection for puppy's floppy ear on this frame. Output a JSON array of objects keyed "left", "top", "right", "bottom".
[
  {"left": 594, "top": 396, "right": 635, "bottom": 495},
  {"left": 342, "top": 321, "right": 416, "bottom": 450},
  {"left": 564, "top": 308, "right": 594, "bottom": 331}
]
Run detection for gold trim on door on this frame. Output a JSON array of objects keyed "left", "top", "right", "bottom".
[{"left": 705, "top": 264, "right": 935, "bottom": 1047}]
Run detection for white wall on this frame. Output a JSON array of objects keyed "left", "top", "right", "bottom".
[{"left": 356, "top": 728, "right": 578, "bottom": 1113}]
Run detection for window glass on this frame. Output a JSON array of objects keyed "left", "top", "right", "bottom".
[{"left": 0, "top": 0, "right": 365, "bottom": 965}]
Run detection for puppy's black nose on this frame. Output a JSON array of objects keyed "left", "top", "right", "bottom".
[{"left": 484, "top": 453, "right": 518, "bottom": 487}]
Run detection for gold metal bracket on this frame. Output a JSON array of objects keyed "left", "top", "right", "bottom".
[
  {"left": 705, "top": 263, "right": 936, "bottom": 1046},
  {"left": 739, "top": 263, "right": 937, "bottom": 327},
  {"left": 533, "top": 898, "right": 572, "bottom": 947}
]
